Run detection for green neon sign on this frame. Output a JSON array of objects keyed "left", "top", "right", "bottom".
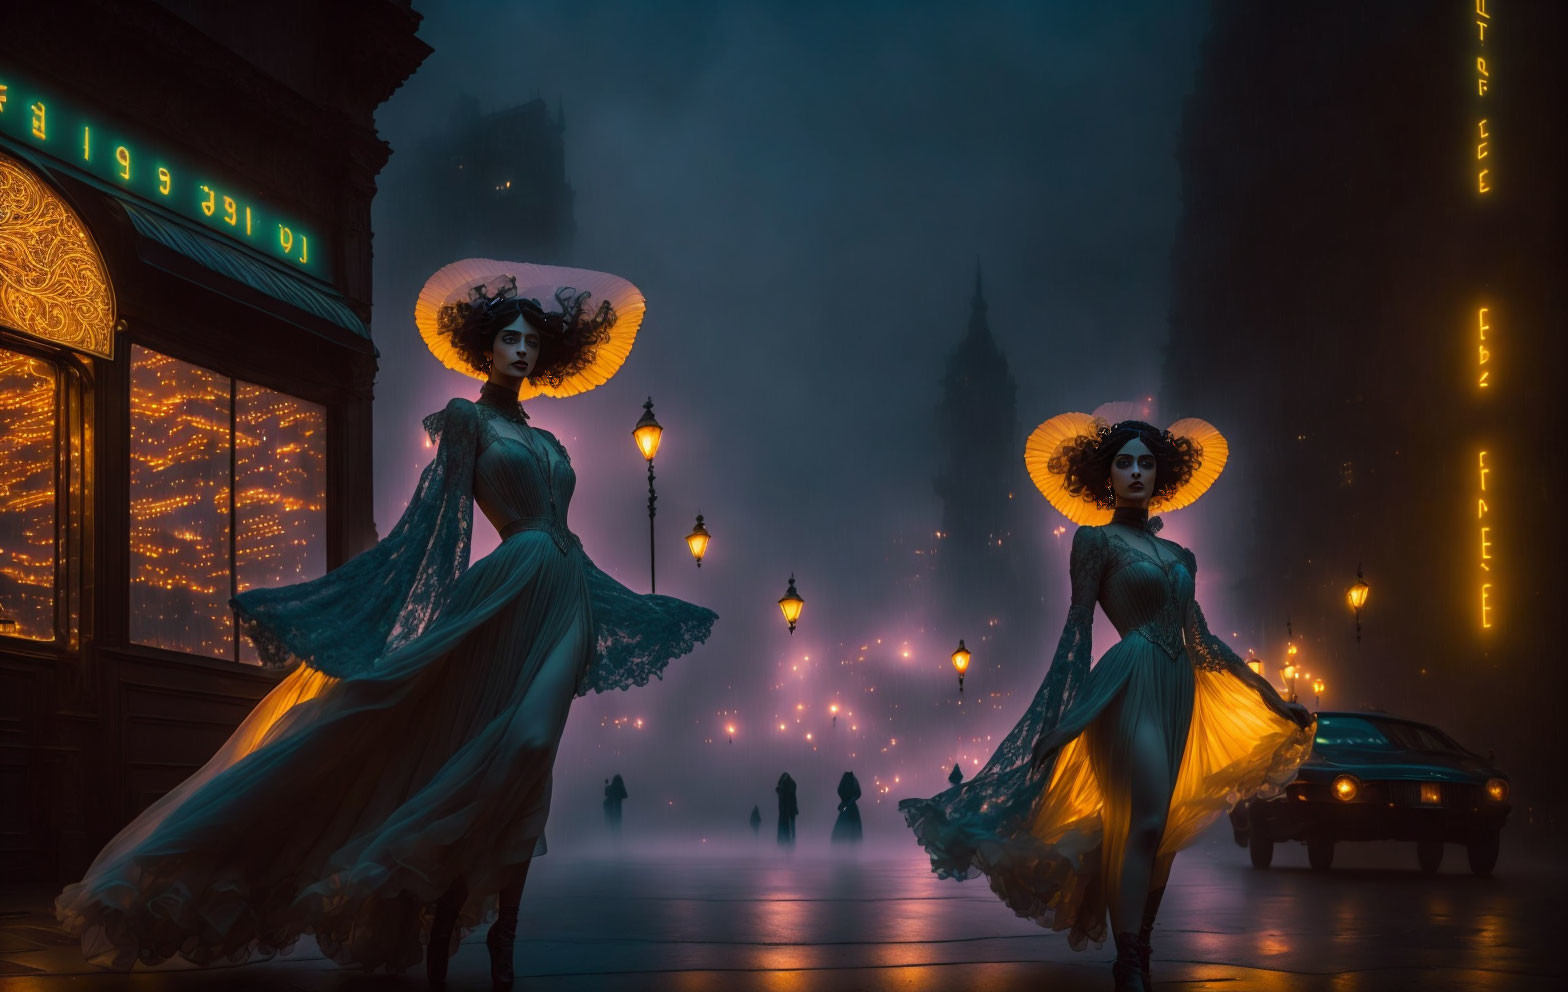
[{"left": 0, "top": 67, "right": 328, "bottom": 278}]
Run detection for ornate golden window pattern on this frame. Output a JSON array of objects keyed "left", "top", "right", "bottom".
[
  {"left": 0, "top": 346, "right": 57, "bottom": 641},
  {"left": 0, "top": 150, "right": 115, "bottom": 358},
  {"left": 129, "top": 345, "right": 325, "bottom": 662}
]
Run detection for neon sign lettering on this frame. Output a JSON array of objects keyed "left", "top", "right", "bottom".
[{"left": 0, "top": 66, "right": 327, "bottom": 277}]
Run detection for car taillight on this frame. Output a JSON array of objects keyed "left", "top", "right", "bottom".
[
  {"left": 1486, "top": 778, "right": 1508, "bottom": 802},
  {"left": 1333, "top": 775, "right": 1359, "bottom": 801}
]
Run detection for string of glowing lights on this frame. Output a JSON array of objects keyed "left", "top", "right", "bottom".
[
  {"left": 0, "top": 348, "right": 58, "bottom": 640},
  {"left": 128, "top": 345, "right": 325, "bottom": 662}
]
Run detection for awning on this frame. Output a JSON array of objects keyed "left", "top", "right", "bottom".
[{"left": 120, "top": 202, "right": 370, "bottom": 341}]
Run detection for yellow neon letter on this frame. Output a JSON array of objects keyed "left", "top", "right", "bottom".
[
  {"left": 278, "top": 225, "right": 293, "bottom": 255},
  {"left": 1478, "top": 498, "right": 1488, "bottom": 519},
  {"left": 1478, "top": 169, "right": 1491, "bottom": 193},
  {"left": 1478, "top": 119, "right": 1489, "bottom": 138},
  {"left": 0, "top": 84, "right": 7, "bottom": 113},
  {"left": 115, "top": 146, "right": 130, "bottom": 181},
  {"left": 1477, "top": 19, "right": 1487, "bottom": 41},
  {"left": 199, "top": 185, "right": 215, "bottom": 216},
  {"left": 222, "top": 195, "right": 237, "bottom": 226},
  {"left": 1478, "top": 451, "right": 1489, "bottom": 491},
  {"left": 299, "top": 236, "right": 308, "bottom": 265},
  {"left": 30, "top": 101, "right": 45, "bottom": 139},
  {"left": 1480, "top": 584, "right": 1492, "bottom": 628},
  {"left": 1476, "top": 0, "right": 1489, "bottom": 18},
  {"left": 157, "top": 167, "right": 171, "bottom": 195},
  {"left": 82, "top": 126, "right": 90, "bottom": 161},
  {"left": 1478, "top": 77, "right": 1489, "bottom": 96},
  {"left": 1478, "top": 307, "right": 1489, "bottom": 337},
  {"left": 244, "top": 206, "right": 252, "bottom": 236}
]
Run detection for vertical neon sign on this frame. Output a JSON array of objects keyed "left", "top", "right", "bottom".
[{"left": 1472, "top": 0, "right": 1496, "bottom": 631}]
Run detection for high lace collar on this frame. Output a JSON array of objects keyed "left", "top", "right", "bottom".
[
  {"left": 1111, "top": 505, "right": 1163, "bottom": 534},
  {"left": 477, "top": 380, "right": 529, "bottom": 424}
]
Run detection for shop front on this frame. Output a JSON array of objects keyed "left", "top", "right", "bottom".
[{"left": 0, "top": 6, "right": 428, "bottom": 880}]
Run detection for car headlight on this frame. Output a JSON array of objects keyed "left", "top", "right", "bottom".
[
  {"left": 1485, "top": 778, "right": 1509, "bottom": 802},
  {"left": 1333, "top": 774, "right": 1359, "bottom": 801}
]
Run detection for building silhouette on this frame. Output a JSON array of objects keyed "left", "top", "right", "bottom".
[
  {"left": 931, "top": 270, "right": 1036, "bottom": 654},
  {"left": 1162, "top": 1, "right": 1564, "bottom": 804}
]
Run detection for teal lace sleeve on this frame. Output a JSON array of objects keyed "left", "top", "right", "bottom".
[
  {"left": 573, "top": 547, "right": 718, "bottom": 696},
  {"left": 1180, "top": 548, "right": 1296, "bottom": 719},
  {"left": 899, "top": 524, "right": 1105, "bottom": 883},
  {"left": 230, "top": 397, "right": 479, "bottom": 678}
]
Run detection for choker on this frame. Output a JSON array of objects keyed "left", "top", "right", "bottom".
[
  {"left": 477, "top": 380, "right": 529, "bottom": 424},
  {"left": 1111, "top": 505, "right": 1160, "bottom": 533}
]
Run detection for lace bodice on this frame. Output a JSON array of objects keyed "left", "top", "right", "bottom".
[
  {"left": 473, "top": 404, "right": 576, "bottom": 553},
  {"left": 1096, "top": 530, "right": 1194, "bottom": 660}
]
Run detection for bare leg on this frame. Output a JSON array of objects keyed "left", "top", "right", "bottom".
[{"left": 1108, "top": 715, "right": 1175, "bottom": 936}]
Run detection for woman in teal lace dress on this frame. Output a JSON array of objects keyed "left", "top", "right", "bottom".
[
  {"left": 900, "top": 414, "right": 1314, "bottom": 992},
  {"left": 55, "top": 261, "right": 717, "bottom": 989}
]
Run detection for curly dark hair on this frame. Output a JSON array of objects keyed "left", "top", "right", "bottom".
[
  {"left": 1046, "top": 419, "right": 1204, "bottom": 510},
  {"left": 437, "top": 283, "right": 616, "bottom": 387}
]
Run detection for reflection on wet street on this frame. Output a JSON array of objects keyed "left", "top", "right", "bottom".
[{"left": 1, "top": 831, "right": 1561, "bottom": 990}]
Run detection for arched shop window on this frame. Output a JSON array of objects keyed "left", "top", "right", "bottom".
[{"left": 128, "top": 344, "right": 327, "bottom": 664}]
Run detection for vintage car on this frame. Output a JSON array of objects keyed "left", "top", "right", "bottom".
[{"left": 1229, "top": 710, "right": 1511, "bottom": 875}]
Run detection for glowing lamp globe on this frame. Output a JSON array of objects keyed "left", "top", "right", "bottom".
[
  {"left": 633, "top": 397, "right": 663, "bottom": 461},
  {"left": 1312, "top": 678, "right": 1325, "bottom": 696},
  {"left": 778, "top": 575, "right": 804, "bottom": 634},
  {"left": 1347, "top": 578, "right": 1370, "bottom": 612},
  {"left": 686, "top": 513, "right": 711, "bottom": 567},
  {"left": 1246, "top": 656, "right": 1264, "bottom": 677},
  {"left": 952, "top": 639, "right": 972, "bottom": 692}
]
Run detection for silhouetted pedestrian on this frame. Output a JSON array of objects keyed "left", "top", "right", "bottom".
[
  {"left": 749, "top": 805, "right": 762, "bottom": 836},
  {"left": 603, "top": 774, "right": 628, "bottom": 834},
  {"left": 776, "top": 773, "right": 798, "bottom": 846},
  {"left": 949, "top": 763, "right": 964, "bottom": 787},
  {"left": 831, "top": 771, "right": 862, "bottom": 843}
]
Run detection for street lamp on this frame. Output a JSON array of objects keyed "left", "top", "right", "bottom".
[
  {"left": 778, "top": 574, "right": 804, "bottom": 634},
  {"left": 1246, "top": 654, "right": 1264, "bottom": 678},
  {"left": 686, "top": 512, "right": 711, "bottom": 568},
  {"left": 1347, "top": 564, "right": 1370, "bottom": 641},
  {"left": 633, "top": 398, "right": 663, "bottom": 593},
  {"left": 951, "top": 639, "right": 971, "bottom": 693},
  {"left": 726, "top": 722, "right": 736, "bottom": 744},
  {"left": 1312, "top": 677, "right": 1325, "bottom": 708},
  {"left": 829, "top": 703, "right": 840, "bottom": 727}
]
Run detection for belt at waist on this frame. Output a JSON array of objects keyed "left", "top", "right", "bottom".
[
  {"left": 500, "top": 516, "right": 574, "bottom": 554},
  {"left": 500, "top": 516, "right": 555, "bottom": 539}
]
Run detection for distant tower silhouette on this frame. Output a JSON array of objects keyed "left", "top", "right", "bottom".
[
  {"left": 932, "top": 267, "right": 1027, "bottom": 640},
  {"left": 408, "top": 94, "right": 576, "bottom": 262}
]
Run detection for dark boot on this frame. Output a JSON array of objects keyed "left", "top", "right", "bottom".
[
  {"left": 1137, "top": 885, "right": 1166, "bottom": 987},
  {"left": 426, "top": 880, "right": 467, "bottom": 989},
  {"left": 1112, "top": 930, "right": 1149, "bottom": 992},
  {"left": 487, "top": 875, "right": 524, "bottom": 989}
]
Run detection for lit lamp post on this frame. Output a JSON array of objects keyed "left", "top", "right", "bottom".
[
  {"left": 829, "top": 703, "right": 840, "bottom": 727},
  {"left": 1347, "top": 564, "right": 1371, "bottom": 642},
  {"left": 1246, "top": 654, "right": 1264, "bottom": 678},
  {"left": 951, "top": 639, "right": 971, "bottom": 693},
  {"left": 726, "top": 722, "right": 736, "bottom": 744},
  {"left": 686, "top": 512, "right": 711, "bottom": 567},
  {"left": 1281, "top": 642, "right": 1300, "bottom": 703},
  {"left": 778, "top": 575, "right": 804, "bottom": 634},
  {"left": 1312, "top": 677, "right": 1325, "bottom": 709},
  {"left": 633, "top": 398, "right": 663, "bottom": 593}
]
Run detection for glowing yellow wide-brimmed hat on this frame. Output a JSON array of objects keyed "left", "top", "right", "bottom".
[
  {"left": 415, "top": 257, "right": 646, "bottom": 398},
  {"left": 1024, "top": 411, "right": 1228, "bottom": 525}
]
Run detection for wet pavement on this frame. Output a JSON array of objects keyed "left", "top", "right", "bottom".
[{"left": 2, "top": 828, "right": 1561, "bottom": 991}]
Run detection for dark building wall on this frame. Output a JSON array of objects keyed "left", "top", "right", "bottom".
[{"left": 1164, "top": 1, "right": 1565, "bottom": 810}]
